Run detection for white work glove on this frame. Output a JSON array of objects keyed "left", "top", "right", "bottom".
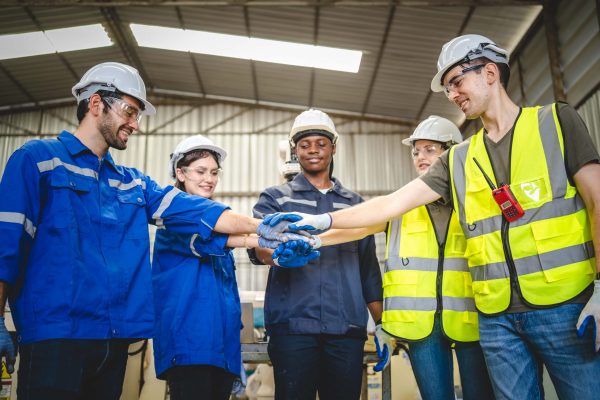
[
  {"left": 576, "top": 279, "right": 600, "bottom": 352},
  {"left": 374, "top": 323, "right": 396, "bottom": 372},
  {"left": 288, "top": 213, "right": 332, "bottom": 232}
]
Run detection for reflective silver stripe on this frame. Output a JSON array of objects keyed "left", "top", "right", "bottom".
[
  {"left": 384, "top": 219, "right": 402, "bottom": 273},
  {"left": 538, "top": 104, "right": 568, "bottom": 199},
  {"left": 461, "top": 196, "right": 585, "bottom": 239},
  {"left": 442, "top": 296, "right": 476, "bottom": 312},
  {"left": 153, "top": 187, "right": 180, "bottom": 220},
  {"left": 451, "top": 144, "right": 469, "bottom": 231},
  {"left": 190, "top": 233, "right": 201, "bottom": 258},
  {"left": 332, "top": 202, "right": 351, "bottom": 209},
  {"left": 470, "top": 241, "right": 594, "bottom": 282},
  {"left": 0, "top": 212, "right": 36, "bottom": 238},
  {"left": 37, "top": 157, "right": 98, "bottom": 179},
  {"left": 443, "top": 257, "right": 469, "bottom": 272},
  {"left": 384, "top": 296, "right": 437, "bottom": 312},
  {"left": 108, "top": 178, "right": 146, "bottom": 191},
  {"left": 275, "top": 196, "right": 317, "bottom": 207},
  {"left": 386, "top": 256, "right": 438, "bottom": 272}
]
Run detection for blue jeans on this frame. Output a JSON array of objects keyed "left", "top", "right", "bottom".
[
  {"left": 478, "top": 303, "right": 600, "bottom": 400},
  {"left": 267, "top": 334, "right": 365, "bottom": 400},
  {"left": 17, "top": 339, "right": 131, "bottom": 400},
  {"left": 408, "top": 315, "right": 494, "bottom": 400}
]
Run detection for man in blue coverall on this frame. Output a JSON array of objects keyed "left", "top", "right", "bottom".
[
  {"left": 249, "top": 109, "right": 383, "bottom": 400},
  {"left": 0, "top": 62, "right": 300, "bottom": 400}
]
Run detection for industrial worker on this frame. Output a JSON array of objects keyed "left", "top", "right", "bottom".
[
  {"left": 267, "top": 34, "right": 600, "bottom": 399},
  {"left": 249, "top": 109, "right": 383, "bottom": 400},
  {"left": 152, "top": 135, "right": 316, "bottom": 400},
  {"left": 0, "top": 62, "right": 302, "bottom": 399},
  {"left": 321, "top": 115, "right": 493, "bottom": 399}
]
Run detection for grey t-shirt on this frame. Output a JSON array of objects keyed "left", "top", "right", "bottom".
[{"left": 420, "top": 103, "right": 598, "bottom": 312}]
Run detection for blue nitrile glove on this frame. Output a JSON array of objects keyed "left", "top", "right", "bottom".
[
  {"left": 0, "top": 316, "right": 16, "bottom": 374},
  {"left": 273, "top": 240, "right": 320, "bottom": 268},
  {"left": 374, "top": 323, "right": 395, "bottom": 372},
  {"left": 576, "top": 280, "right": 600, "bottom": 352}
]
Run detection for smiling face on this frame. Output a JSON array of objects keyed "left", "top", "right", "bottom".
[
  {"left": 412, "top": 139, "right": 446, "bottom": 175},
  {"left": 175, "top": 152, "right": 221, "bottom": 198},
  {"left": 442, "top": 62, "right": 491, "bottom": 120},
  {"left": 97, "top": 94, "right": 142, "bottom": 150},
  {"left": 294, "top": 134, "right": 336, "bottom": 175}
]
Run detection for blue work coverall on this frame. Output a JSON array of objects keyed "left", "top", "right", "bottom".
[
  {"left": 251, "top": 173, "right": 382, "bottom": 399},
  {"left": 152, "top": 230, "right": 242, "bottom": 380},
  {"left": 0, "top": 130, "right": 228, "bottom": 345}
]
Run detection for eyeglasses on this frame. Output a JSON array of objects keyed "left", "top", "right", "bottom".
[
  {"left": 181, "top": 166, "right": 222, "bottom": 180},
  {"left": 103, "top": 97, "right": 143, "bottom": 123},
  {"left": 412, "top": 144, "right": 444, "bottom": 159},
  {"left": 443, "top": 64, "right": 485, "bottom": 97}
]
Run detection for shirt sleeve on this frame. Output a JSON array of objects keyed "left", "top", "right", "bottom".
[
  {"left": 142, "top": 176, "right": 230, "bottom": 241},
  {"left": 419, "top": 149, "right": 453, "bottom": 204},
  {"left": 358, "top": 234, "right": 383, "bottom": 304},
  {"left": 558, "top": 103, "right": 600, "bottom": 178},
  {"left": 0, "top": 149, "right": 41, "bottom": 284},
  {"left": 252, "top": 190, "right": 281, "bottom": 219},
  {"left": 191, "top": 232, "right": 229, "bottom": 257}
]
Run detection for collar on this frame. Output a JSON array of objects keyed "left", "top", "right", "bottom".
[
  {"left": 57, "top": 130, "right": 122, "bottom": 175},
  {"left": 290, "top": 173, "right": 354, "bottom": 199}
]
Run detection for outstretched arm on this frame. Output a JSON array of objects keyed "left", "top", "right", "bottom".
[
  {"left": 329, "top": 178, "right": 440, "bottom": 229},
  {"left": 318, "top": 223, "right": 387, "bottom": 247}
]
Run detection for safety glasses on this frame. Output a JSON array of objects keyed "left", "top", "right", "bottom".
[
  {"left": 443, "top": 64, "right": 485, "bottom": 97},
  {"left": 411, "top": 143, "right": 444, "bottom": 159},
  {"left": 103, "top": 97, "right": 143, "bottom": 123},
  {"left": 181, "top": 166, "right": 222, "bottom": 180}
]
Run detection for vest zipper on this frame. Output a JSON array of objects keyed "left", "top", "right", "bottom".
[{"left": 426, "top": 205, "right": 451, "bottom": 315}]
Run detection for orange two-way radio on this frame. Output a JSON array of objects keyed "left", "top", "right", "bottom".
[{"left": 472, "top": 157, "right": 524, "bottom": 222}]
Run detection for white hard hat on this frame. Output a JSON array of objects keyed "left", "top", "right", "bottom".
[
  {"left": 402, "top": 115, "right": 462, "bottom": 147},
  {"left": 431, "top": 34, "right": 509, "bottom": 92},
  {"left": 72, "top": 62, "right": 156, "bottom": 115},
  {"left": 289, "top": 109, "right": 339, "bottom": 147},
  {"left": 169, "top": 135, "right": 227, "bottom": 179}
]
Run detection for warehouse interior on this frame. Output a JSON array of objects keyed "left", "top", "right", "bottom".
[{"left": 0, "top": 0, "right": 599, "bottom": 399}]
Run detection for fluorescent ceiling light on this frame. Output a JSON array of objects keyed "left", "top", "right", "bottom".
[
  {"left": 0, "top": 24, "right": 112, "bottom": 60},
  {"left": 130, "top": 23, "right": 362, "bottom": 73}
]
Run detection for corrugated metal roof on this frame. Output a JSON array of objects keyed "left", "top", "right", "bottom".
[{"left": 0, "top": 2, "right": 549, "bottom": 126}]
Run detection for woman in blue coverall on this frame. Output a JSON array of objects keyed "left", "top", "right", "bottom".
[{"left": 152, "top": 135, "right": 257, "bottom": 400}]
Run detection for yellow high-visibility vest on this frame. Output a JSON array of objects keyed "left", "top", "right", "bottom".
[
  {"left": 449, "top": 104, "right": 595, "bottom": 315},
  {"left": 383, "top": 205, "right": 479, "bottom": 342}
]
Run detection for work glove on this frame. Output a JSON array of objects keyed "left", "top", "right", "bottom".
[
  {"left": 0, "top": 316, "right": 16, "bottom": 374},
  {"left": 272, "top": 240, "right": 320, "bottom": 268},
  {"left": 374, "top": 323, "right": 396, "bottom": 372},
  {"left": 256, "top": 213, "right": 311, "bottom": 243},
  {"left": 257, "top": 232, "right": 312, "bottom": 249},
  {"left": 576, "top": 279, "right": 600, "bottom": 352},
  {"left": 264, "top": 212, "right": 332, "bottom": 232}
]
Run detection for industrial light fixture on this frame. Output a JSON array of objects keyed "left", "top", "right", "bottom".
[
  {"left": 0, "top": 24, "right": 112, "bottom": 60},
  {"left": 130, "top": 23, "right": 362, "bottom": 73}
]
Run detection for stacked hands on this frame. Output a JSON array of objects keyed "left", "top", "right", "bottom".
[{"left": 255, "top": 212, "right": 332, "bottom": 268}]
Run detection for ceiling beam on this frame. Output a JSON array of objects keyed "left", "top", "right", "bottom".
[
  {"left": 307, "top": 3, "right": 321, "bottom": 107},
  {"left": 361, "top": 3, "right": 396, "bottom": 115},
  {"left": 3, "top": 1, "right": 542, "bottom": 7},
  {"left": 243, "top": 6, "right": 260, "bottom": 103},
  {"left": 100, "top": 7, "right": 154, "bottom": 88},
  {"left": 415, "top": 6, "right": 475, "bottom": 123},
  {"left": 175, "top": 6, "right": 207, "bottom": 96},
  {"left": 542, "top": 0, "right": 566, "bottom": 102}
]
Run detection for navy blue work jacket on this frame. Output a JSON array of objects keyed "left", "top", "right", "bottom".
[
  {"left": 0, "top": 131, "right": 228, "bottom": 344},
  {"left": 152, "top": 230, "right": 241, "bottom": 378},
  {"left": 252, "top": 174, "right": 382, "bottom": 337}
]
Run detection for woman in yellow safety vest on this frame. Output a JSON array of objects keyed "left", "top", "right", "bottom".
[{"left": 319, "top": 115, "right": 494, "bottom": 400}]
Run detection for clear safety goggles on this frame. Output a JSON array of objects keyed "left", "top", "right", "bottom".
[
  {"left": 181, "top": 166, "right": 222, "bottom": 180},
  {"left": 103, "top": 97, "right": 143, "bottom": 123},
  {"left": 412, "top": 143, "right": 444, "bottom": 159},
  {"left": 443, "top": 64, "right": 485, "bottom": 97}
]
